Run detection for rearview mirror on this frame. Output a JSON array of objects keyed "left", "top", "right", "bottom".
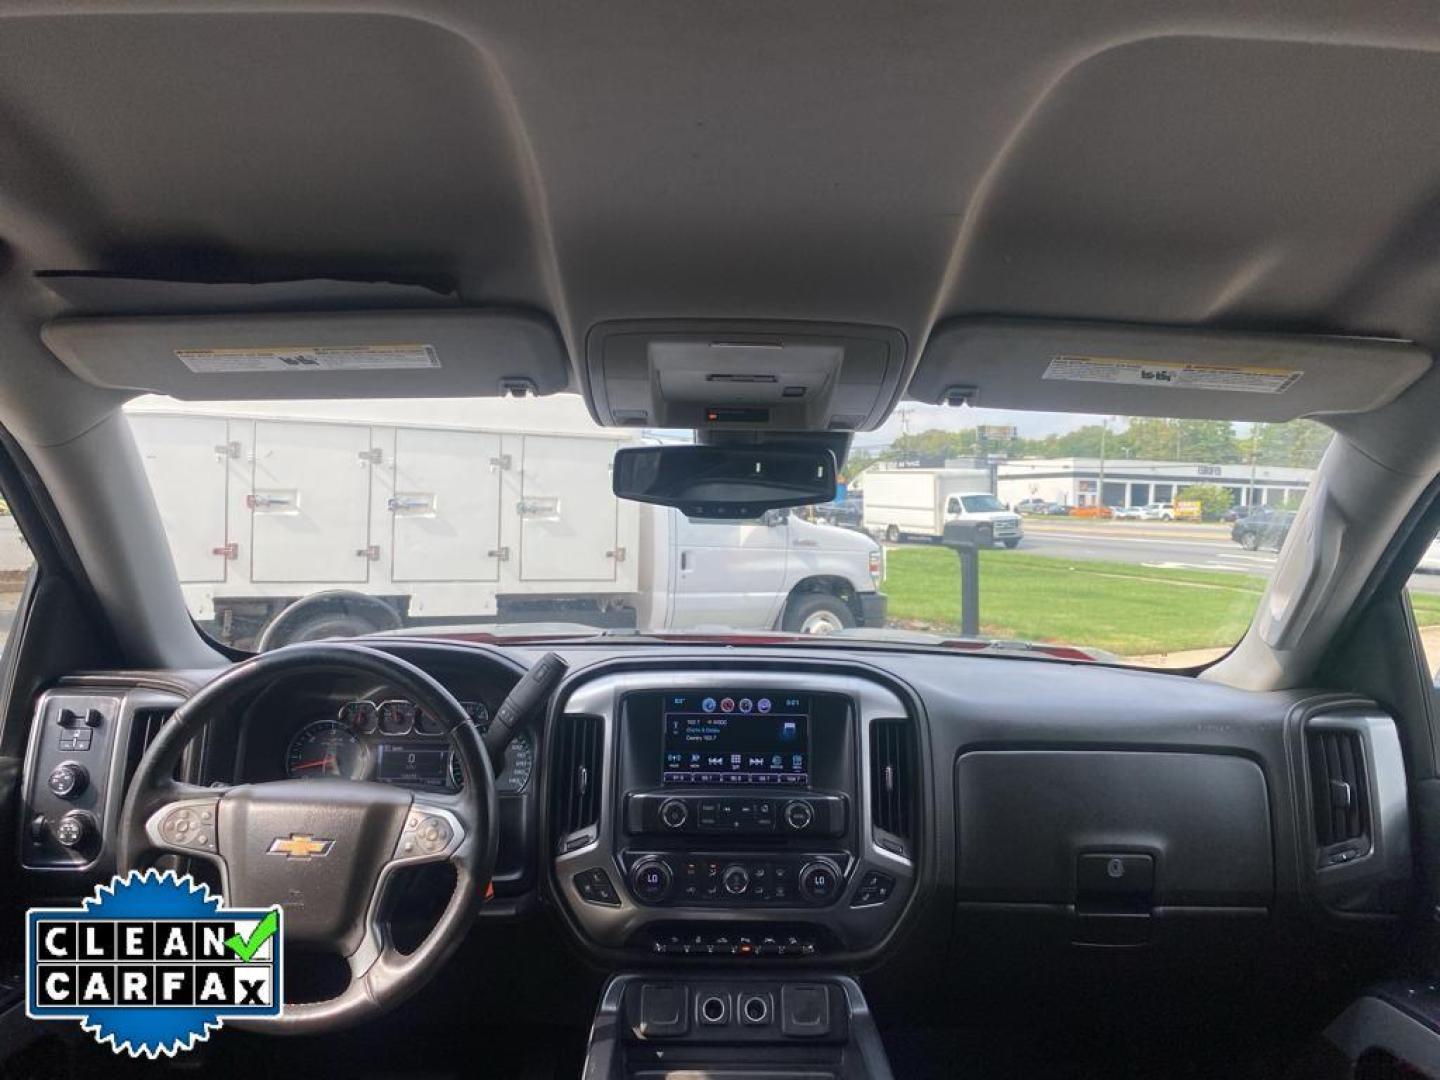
[{"left": 612, "top": 445, "right": 836, "bottom": 518}]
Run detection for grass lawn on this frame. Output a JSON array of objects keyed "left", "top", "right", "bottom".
[{"left": 883, "top": 547, "right": 1440, "bottom": 657}]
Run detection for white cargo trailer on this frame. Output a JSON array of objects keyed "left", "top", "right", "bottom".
[
  {"left": 126, "top": 397, "right": 887, "bottom": 647},
  {"left": 859, "top": 467, "right": 1022, "bottom": 546}
]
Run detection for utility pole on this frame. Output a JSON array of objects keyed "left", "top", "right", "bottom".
[
  {"left": 1097, "top": 417, "right": 1108, "bottom": 510},
  {"left": 1248, "top": 423, "right": 1261, "bottom": 507}
]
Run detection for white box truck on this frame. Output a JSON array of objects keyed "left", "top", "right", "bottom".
[
  {"left": 125, "top": 398, "right": 886, "bottom": 647},
  {"left": 859, "top": 467, "right": 1023, "bottom": 547}
]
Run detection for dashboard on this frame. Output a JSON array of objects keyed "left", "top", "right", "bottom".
[{"left": 13, "top": 639, "right": 1418, "bottom": 1032}]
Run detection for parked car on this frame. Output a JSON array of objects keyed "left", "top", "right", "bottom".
[
  {"left": 1041, "top": 502, "right": 1071, "bottom": 515},
  {"left": 1231, "top": 507, "right": 1296, "bottom": 551},
  {"left": 1139, "top": 502, "right": 1176, "bottom": 521},
  {"left": 1014, "top": 498, "right": 1048, "bottom": 515},
  {"left": 1110, "top": 505, "right": 1144, "bottom": 520}
]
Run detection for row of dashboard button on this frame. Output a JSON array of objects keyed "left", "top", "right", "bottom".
[{"left": 650, "top": 932, "right": 818, "bottom": 958}]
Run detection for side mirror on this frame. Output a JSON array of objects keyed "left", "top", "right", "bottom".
[{"left": 612, "top": 445, "right": 837, "bottom": 518}]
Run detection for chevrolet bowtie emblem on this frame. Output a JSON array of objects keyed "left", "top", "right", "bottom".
[{"left": 267, "top": 834, "right": 334, "bottom": 860}]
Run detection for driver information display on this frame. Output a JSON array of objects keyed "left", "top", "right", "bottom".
[{"left": 662, "top": 692, "right": 810, "bottom": 785}]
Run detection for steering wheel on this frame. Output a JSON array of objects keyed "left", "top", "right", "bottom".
[{"left": 117, "top": 642, "right": 498, "bottom": 1034}]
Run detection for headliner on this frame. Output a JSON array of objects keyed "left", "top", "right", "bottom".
[{"left": 3, "top": 1, "right": 1440, "bottom": 425}]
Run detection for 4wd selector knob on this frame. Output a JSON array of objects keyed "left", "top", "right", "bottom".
[
  {"left": 659, "top": 798, "right": 689, "bottom": 830},
  {"left": 783, "top": 800, "right": 814, "bottom": 831},
  {"left": 47, "top": 762, "right": 88, "bottom": 800},
  {"left": 798, "top": 858, "right": 843, "bottom": 904},
  {"left": 631, "top": 858, "right": 674, "bottom": 903},
  {"left": 721, "top": 863, "right": 751, "bottom": 895}
]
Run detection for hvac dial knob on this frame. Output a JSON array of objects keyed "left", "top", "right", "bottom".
[
  {"left": 798, "top": 858, "right": 843, "bottom": 904},
  {"left": 631, "top": 858, "right": 674, "bottom": 903}
]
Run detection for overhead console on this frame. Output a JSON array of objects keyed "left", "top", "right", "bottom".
[
  {"left": 583, "top": 319, "right": 910, "bottom": 432},
  {"left": 548, "top": 668, "right": 920, "bottom": 963}
]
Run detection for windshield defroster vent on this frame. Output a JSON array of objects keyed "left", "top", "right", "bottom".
[
  {"left": 1308, "top": 726, "right": 1369, "bottom": 849},
  {"left": 870, "top": 718, "right": 916, "bottom": 856},
  {"left": 552, "top": 714, "right": 602, "bottom": 851}
]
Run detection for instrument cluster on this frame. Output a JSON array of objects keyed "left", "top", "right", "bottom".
[{"left": 283, "top": 697, "right": 533, "bottom": 794}]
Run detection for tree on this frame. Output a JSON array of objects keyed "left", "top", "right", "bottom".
[
  {"left": 1250, "top": 420, "right": 1332, "bottom": 469},
  {"left": 1176, "top": 484, "right": 1233, "bottom": 521},
  {"left": 1117, "top": 418, "right": 1240, "bottom": 463}
]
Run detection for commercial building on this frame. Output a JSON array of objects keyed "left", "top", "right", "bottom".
[{"left": 993, "top": 458, "right": 1313, "bottom": 510}]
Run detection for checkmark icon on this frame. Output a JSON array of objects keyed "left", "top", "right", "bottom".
[{"left": 224, "top": 910, "right": 279, "bottom": 962}]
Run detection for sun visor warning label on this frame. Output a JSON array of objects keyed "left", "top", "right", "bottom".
[
  {"left": 1042, "top": 355, "right": 1302, "bottom": 394},
  {"left": 176, "top": 344, "right": 440, "bottom": 374}
]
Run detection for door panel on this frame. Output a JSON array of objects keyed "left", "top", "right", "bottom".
[
  {"left": 668, "top": 512, "right": 789, "bottom": 629},
  {"left": 391, "top": 428, "right": 502, "bottom": 583},
  {"left": 250, "top": 421, "right": 372, "bottom": 583},
  {"left": 129, "top": 414, "right": 230, "bottom": 583},
  {"left": 519, "top": 436, "right": 618, "bottom": 582}
]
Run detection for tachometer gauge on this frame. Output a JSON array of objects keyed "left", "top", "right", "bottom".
[
  {"left": 286, "top": 719, "right": 367, "bottom": 780},
  {"left": 450, "top": 730, "right": 533, "bottom": 793},
  {"left": 338, "top": 700, "right": 378, "bottom": 734},
  {"left": 378, "top": 699, "right": 416, "bottom": 735}
]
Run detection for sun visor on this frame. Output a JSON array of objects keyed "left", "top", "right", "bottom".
[
  {"left": 585, "top": 319, "right": 909, "bottom": 431},
  {"left": 41, "top": 308, "right": 570, "bottom": 400},
  {"left": 909, "top": 319, "right": 1431, "bottom": 421}
]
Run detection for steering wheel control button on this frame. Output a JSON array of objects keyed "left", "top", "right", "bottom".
[
  {"left": 401, "top": 812, "right": 455, "bottom": 857},
  {"left": 784, "top": 800, "right": 814, "bottom": 831},
  {"left": 631, "top": 858, "right": 674, "bottom": 903},
  {"left": 573, "top": 867, "right": 620, "bottom": 906},
  {"left": 53, "top": 811, "right": 95, "bottom": 849},
  {"left": 157, "top": 804, "right": 219, "bottom": 853},
  {"left": 798, "top": 859, "right": 843, "bottom": 904},
  {"left": 46, "top": 762, "right": 88, "bottom": 800},
  {"left": 851, "top": 869, "right": 896, "bottom": 907}
]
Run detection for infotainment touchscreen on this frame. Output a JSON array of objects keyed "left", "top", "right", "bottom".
[{"left": 661, "top": 692, "right": 810, "bottom": 785}]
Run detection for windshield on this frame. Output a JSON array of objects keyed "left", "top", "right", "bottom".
[
  {"left": 959, "top": 495, "right": 1005, "bottom": 513},
  {"left": 124, "top": 395, "right": 1331, "bottom": 668}
]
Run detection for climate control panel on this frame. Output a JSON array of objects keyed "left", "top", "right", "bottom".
[
  {"left": 626, "top": 792, "right": 846, "bottom": 838},
  {"left": 624, "top": 852, "right": 848, "bottom": 907}
]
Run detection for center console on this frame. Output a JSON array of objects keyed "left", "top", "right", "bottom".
[
  {"left": 550, "top": 669, "right": 918, "bottom": 963},
  {"left": 581, "top": 973, "right": 895, "bottom": 1079}
]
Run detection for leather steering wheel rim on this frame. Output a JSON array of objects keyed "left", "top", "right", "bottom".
[{"left": 116, "top": 641, "right": 498, "bottom": 1034}]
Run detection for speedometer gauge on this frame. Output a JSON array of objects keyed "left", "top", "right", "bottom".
[{"left": 286, "top": 719, "right": 367, "bottom": 780}]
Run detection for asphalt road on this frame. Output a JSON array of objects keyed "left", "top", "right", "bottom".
[{"left": 898, "top": 518, "right": 1440, "bottom": 595}]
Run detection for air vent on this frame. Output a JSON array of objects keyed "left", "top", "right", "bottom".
[
  {"left": 551, "top": 715, "right": 602, "bottom": 850},
  {"left": 124, "top": 708, "right": 175, "bottom": 783},
  {"left": 870, "top": 718, "right": 916, "bottom": 853},
  {"left": 1308, "top": 726, "right": 1370, "bottom": 848}
]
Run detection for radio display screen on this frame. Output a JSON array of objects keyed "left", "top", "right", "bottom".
[{"left": 661, "top": 692, "right": 810, "bottom": 785}]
